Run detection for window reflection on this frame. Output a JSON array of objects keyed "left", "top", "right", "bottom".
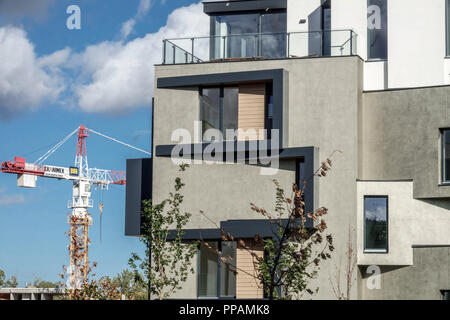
[
  {"left": 201, "top": 88, "right": 221, "bottom": 135},
  {"left": 364, "top": 196, "right": 388, "bottom": 252},
  {"left": 442, "top": 130, "right": 450, "bottom": 182},
  {"left": 220, "top": 241, "right": 236, "bottom": 297},
  {"left": 198, "top": 241, "right": 237, "bottom": 298},
  {"left": 260, "top": 12, "right": 287, "bottom": 58},
  {"left": 198, "top": 241, "right": 218, "bottom": 297},
  {"left": 212, "top": 11, "right": 287, "bottom": 59}
]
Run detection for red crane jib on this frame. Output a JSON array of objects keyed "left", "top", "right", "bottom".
[{"left": 1, "top": 157, "right": 45, "bottom": 176}]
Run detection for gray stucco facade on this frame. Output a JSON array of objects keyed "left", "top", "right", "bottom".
[
  {"left": 362, "top": 86, "right": 450, "bottom": 199},
  {"left": 124, "top": 0, "right": 450, "bottom": 300}
]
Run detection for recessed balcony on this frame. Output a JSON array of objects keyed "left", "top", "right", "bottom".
[{"left": 162, "top": 30, "right": 358, "bottom": 65}]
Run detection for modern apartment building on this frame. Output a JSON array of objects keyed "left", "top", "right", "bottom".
[{"left": 125, "top": 0, "right": 450, "bottom": 299}]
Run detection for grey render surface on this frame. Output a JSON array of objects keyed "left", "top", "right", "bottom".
[
  {"left": 359, "top": 246, "right": 450, "bottom": 300},
  {"left": 362, "top": 86, "right": 450, "bottom": 199},
  {"left": 139, "top": 52, "right": 450, "bottom": 299},
  {"left": 152, "top": 56, "right": 364, "bottom": 299}
]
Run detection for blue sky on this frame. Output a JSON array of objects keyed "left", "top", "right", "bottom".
[{"left": 0, "top": 0, "right": 207, "bottom": 285}]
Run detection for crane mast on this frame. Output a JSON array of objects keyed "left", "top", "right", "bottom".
[
  {"left": 0, "top": 124, "right": 149, "bottom": 290},
  {"left": 69, "top": 125, "right": 93, "bottom": 289}
]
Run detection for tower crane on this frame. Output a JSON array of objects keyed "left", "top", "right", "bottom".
[{"left": 0, "top": 125, "right": 151, "bottom": 288}]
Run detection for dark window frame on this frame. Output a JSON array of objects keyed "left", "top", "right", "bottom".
[
  {"left": 363, "top": 195, "right": 389, "bottom": 254},
  {"left": 441, "top": 128, "right": 450, "bottom": 184},
  {"left": 197, "top": 240, "right": 237, "bottom": 299},
  {"left": 199, "top": 82, "right": 271, "bottom": 142}
]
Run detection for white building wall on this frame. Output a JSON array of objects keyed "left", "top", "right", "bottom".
[
  {"left": 387, "top": 0, "right": 446, "bottom": 89},
  {"left": 357, "top": 181, "right": 450, "bottom": 266},
  {"left": 286, "top": 0, "right": 448, "bottom": 90},
  {"left": 286, "top": 0, "right": 322, "bottom": 57},
  {"left": 331, "top": 0, "right": 367, "bottom": 59}
]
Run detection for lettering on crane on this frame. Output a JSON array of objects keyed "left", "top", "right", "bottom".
[{"left": 43, "top": 165, "right": 70, "bottom": 179}]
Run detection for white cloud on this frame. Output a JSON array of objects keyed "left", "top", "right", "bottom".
[
  {"left": 120, "top": 0, "right": 153, "bottom": 40},
  {"left": 121, "top": 19, "right": 137, "bottom": 40},
  {"left": 0, "top": 1, "right": 209, "bottom": 117},
  {"left": 0, "top": 186, "right": 25, "bottom": 206},
  {"left": 73, "top": 2, "right": 209, "bottom": 113},
  {"left": 138, "top": 0, "right": 152, "bottom": 17},
  {"left": 0, "top": 26, "right": 66, "bottom": 120},
  {"left": 365, "top": 207, "right": 387, "bottom": 221},
  {"left": 0, "top": 0, "right": 55, "bottom": 21}
]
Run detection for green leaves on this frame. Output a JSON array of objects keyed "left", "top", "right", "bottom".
[
  {"left": 0, "top": 269, "right": 18, "bottom": 288},
  {"left": 128, "top": 164, "right": 197, "bottom": 300}
]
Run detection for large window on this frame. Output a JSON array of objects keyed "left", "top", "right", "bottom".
[
  {"left": 367, "top": 0, "right": 387, "bottom": 60},
  {"left": 198, "top": 241, "right": 236, "bottom": 298},
  {"left": 200, "top": 83, "right": 271, "bottom": 142},
  {"left": 364, "top": 196, "right": 388, "bottom": 253},
  {"left": 211, "top": 11, "right": 286, "bottom": 59},
  {"left": 200, "top": 87, "right": 238, "bottom": 141},
  {"left": 442, "top": 129, "right": 450, "bottom": 183}
]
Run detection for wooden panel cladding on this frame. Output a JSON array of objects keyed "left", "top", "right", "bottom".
[
  {"left": 236, "top": 239, "right": 264, "bottom": 299},
  {"left": 238, "top": 84, "right": 266, "bottom": 141}
]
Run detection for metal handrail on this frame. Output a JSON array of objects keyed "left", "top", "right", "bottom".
[
  {"left": 163, "top": 39, "right": 204, "bottom": 64},
  {"left": 162, "top": 29, "right": 357, "bottom": 64},
  {"left": 162, "top": 29, "right": 356, "bottom": 42}
]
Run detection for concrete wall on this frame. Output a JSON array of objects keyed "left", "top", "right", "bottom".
[
  {"left": 153, "top": 56, "right": 364, "bottom": 299},
  {"left": 359, "top": 246, "right": 450, "bottom": 300},
  {"left": 357, "top": 181, "right": 450, "bottom": 266},
  {"left": 361, "top": 86, "right": 450, "bottom": 199}
]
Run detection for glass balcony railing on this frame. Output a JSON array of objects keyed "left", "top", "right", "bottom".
[{"left": 162, "top": 30, "right": 357, "bottom": 64}]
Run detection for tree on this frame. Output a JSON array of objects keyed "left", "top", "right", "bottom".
[
  {"left": 0, "top": 270, "right": 4, "bottom": 287},
  {"left": 329, "top": 226, "right": 357, "bottom": 300},
  {"left": 59, "top": 262, "right": 121, "bottom": 300},
  {"left": 0, "top": 270, "right": 18, "bottom": 288},
  {"left": 128, "top": 164, "right": 199, "bottom": 300},
  {"left": 200, "top": 152, "right": 340, "bottom": 300},
  {"left": 112, "top": 269, "right": 147, "bottom": 300},
  {"left": 32, "top": 278, "right": 59, "bottom": 289}
]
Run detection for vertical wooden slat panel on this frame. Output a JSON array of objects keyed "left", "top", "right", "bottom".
[
  {"left": 238, "top": 84, "right": 266, "bottom": 141},
  {"left": 236, "top": 239, "right": 264, "bottom": 299}
]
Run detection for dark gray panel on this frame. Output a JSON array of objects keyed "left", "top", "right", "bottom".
[
  {"left": 125, "top": 158, "right": 153, "bottom": 236},
  {"left": 167, "top": 218, "right": 312, "bottom": 240},
  {"left": 203, "top": 0, "right": 287, "bottom": 14},
  {"left": 157, "top": 69, "right": 284, "bottom": 88},
  {"left": 125, "top": 159, "right": 143, "bottom": 236}
]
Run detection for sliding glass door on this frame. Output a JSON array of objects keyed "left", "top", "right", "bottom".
[{"left": 211, "top": 11, "right": 286, "bottom": 59}]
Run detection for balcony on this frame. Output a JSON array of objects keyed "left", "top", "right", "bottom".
[{"left": 162, "top": 30, "right": 357, "bottom": 65}]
